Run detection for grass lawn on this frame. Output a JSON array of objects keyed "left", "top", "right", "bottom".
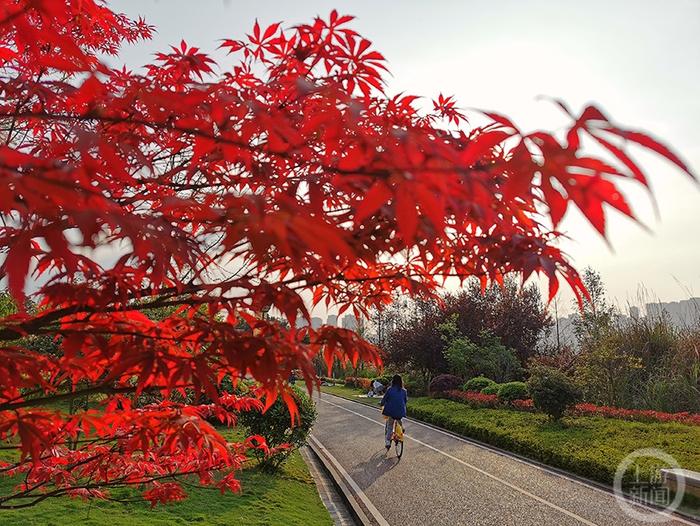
[
  {"left": 0, "top": 429, "right": 332, "bottom": 526},
  {"left": 322, "top": 384, "right": 387, "bottom": 408},
  {"left": 322, "top": 385, "right": 700, "bottom": 485}
]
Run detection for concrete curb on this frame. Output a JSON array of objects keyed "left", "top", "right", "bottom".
[
  {"left": 308, "top": 434, "right": 389, "bottom": 526},
  {"left": 301, "top": 446, "right": 357, "bottom": 525},
  {"left": 323, "top": 391, "right": 700, "bottom": 526}
]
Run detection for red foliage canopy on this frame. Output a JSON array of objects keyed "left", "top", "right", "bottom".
[{"left": 0, "top": 0, "right": 694, "bottom": 507}]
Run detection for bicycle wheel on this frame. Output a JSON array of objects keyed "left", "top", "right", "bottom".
[{"left": 394, "top": 438, "right": 403, "bottom": 458}]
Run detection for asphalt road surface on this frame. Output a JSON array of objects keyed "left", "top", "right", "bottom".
[{"left": 311, "top": 393, "right": 696, "bottom": 526}]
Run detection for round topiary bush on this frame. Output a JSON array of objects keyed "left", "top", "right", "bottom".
[
  {"left": 429, "top": 374, "right": 463, "bottom": 396},
  {"left": 497, "top": 381, "right": 529, "bottom": 403},
  {"left": 238, "top": 385, "right": 317, "bottom": 469},
  {"left": 528, "top": 367, "right": 581, "bottom": 421},
  {"left": 463, "top": 376, "right": 496, "bottom": 392},
  {"left": 481, "top": 383, "right": 501, "bottom": 395}
]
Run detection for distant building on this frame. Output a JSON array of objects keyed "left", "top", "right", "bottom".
[
  {"left": 543, "top": 298, "right": 700, "bottom": 351},
  {"left": 645, "top": 298, "right": 700, "bottom": 326},
  {"left": 341, "top": 314, "right": 357, "bottom": 330},
  {"left": 547, "top": 314, "right": 578, "bottom": 349},
  {"left": 629, "top": 306, "right": 640, "bottom": 320},
  {"left": 327, "top": 314, "right": 338, "bottom": 326},
  {"left": 295, "top": 318, "right": 308, "bottom": 329},
  {"left": 311, "top": 316, "right": 323, "bottom": 329}
]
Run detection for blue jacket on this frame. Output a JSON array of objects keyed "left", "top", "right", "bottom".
[{"left": 381, "top": 385, "right": 407, "bottom": 419}]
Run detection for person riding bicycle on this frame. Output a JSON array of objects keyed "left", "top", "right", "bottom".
[{"left": 380, "top": 374, "right": 407, "bottom": 450}]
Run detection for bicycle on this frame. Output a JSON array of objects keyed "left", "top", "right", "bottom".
[{"left": 385, "top": 417, "right": 404, "bottom": 458}]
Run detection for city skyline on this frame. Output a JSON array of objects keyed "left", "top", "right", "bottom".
[
  {"left": 547, "top": 296, "right": 700, "bottom": 348},
  {"left": 296, "top": 314, "right": 359, "bottom": 330}
]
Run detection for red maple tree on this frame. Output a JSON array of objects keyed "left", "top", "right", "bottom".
[{"left": 0, "top": 0, "right": 694, "bottom": 508}]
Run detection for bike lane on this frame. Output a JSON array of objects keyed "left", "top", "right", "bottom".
[{"left": 310, "top": 393, "right": 695, "bottom": 526}]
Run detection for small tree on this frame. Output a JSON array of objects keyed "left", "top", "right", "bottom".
[
  {"left": 528, "top": 367, "right": 581, "bottom": 421},
  {"left": 572, "top": 268, "right": 616, "bottom": 350},
  {"left": 571, "top": 268, "right": 645, "bottom": 407},
  {"left": 440, "top": 315, "right": 523, "bottom": 382},
  {"left": 575, "top": 337, "right": 643, "bottom": 407},
  {"left": 384, "top": 297, "right": 449, "bottom": 381},
  {"left": 429, "top": 374, "right": 463, "bottom": 395},
  {"left": 445, "top": 277, "right": 553, "bottom": 364}
]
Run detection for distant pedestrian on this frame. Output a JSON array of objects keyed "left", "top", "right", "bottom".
[{"left": 372, "top": 378, "right": 385, "bottom": 395}]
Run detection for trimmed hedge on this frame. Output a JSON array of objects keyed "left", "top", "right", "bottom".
[
  {"left": 481, "top": 384, "right": 501, "bottom": 395},
  {"left": 432, "top": 388, "right": 700, "bottom": 427},
  {"left": 512, "top": 398, "right": 535, "bottom": 411},
  {"left": 463, "top": 376, "right": 495, "bottom": 392},
  {"left": 444, "top": 389, "right": 499, "bottom": 408},
  {"left": 407, "top": 397, "right": 700, "bottom": 485},
  {"left": 572, "top": 403, "right": 700, "bottom": 426},
  {"left": 497, "top": 382, "right": 529, "bottom": 403}
]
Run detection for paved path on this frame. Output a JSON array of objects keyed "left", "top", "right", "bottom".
[{"left": 311, "top": 393, "right": 696, "bottom": 526}]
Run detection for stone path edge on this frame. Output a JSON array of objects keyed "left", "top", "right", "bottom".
[
  {"left": 307, "top": 433, "right": 389, "bottom": 526},
  {"left": 300, "top": 445, "right": 357, "bottom": 525}
]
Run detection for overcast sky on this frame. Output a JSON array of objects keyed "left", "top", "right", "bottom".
[{"left": 112, "top": 0, "right": 700, "bottom": 314}]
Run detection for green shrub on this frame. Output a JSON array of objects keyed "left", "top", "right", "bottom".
[
  {"left": 571, "top": 276, "right": 700, "bottom": 413},
  {"left": 528, "top": 367, "right": 581, "bottom": 420},
  {"left": 353, "top": 366, "right": 381, "bottom": 379},
  {"left": 439, "top": 315, "right": 523, "bottom": 382},
  {"left": 133, "top": 374, "right": 248, "bottom": 409},
  {"left": 464, "top": 376, "right": 495, "bottom": 392},
  {"left": 643, "top": 376, "right": 700, "bottom": 413},
  {"left": 481, "top": 383, "right": 501, "bottom": 395},
  {"left": 404, "top": 374, "right": 429, "bottom": 396},
  {"left": 376, "top": 374, "right": 393, "bottom": 386},
  {"left": 239, "top": 386, "right": 317, "bottom": 469},
  {"left": 429, "top": 374, "right": 463, "bottom": 395},
  {"left": 218, "top": 374, "right": 241, "bottom": 395},
  {"left": 443, "top": 333, "right": 523, "bottom": 382},
  {"left": 497, "top": 382, "right": 529, "bottom": 403}
]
